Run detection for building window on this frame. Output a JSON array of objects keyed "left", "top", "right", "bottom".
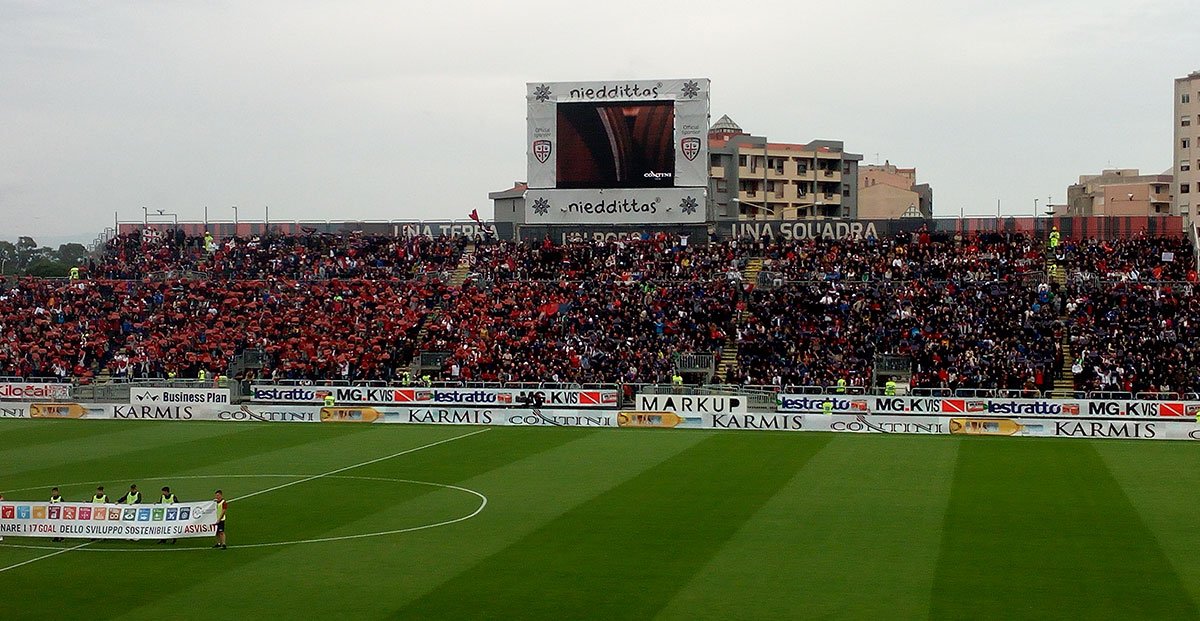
[
  {"left": 1185, "top": 94, "right": 1192, "bottom": 104},
  {"left": 738, "top": 155, "right": 747, "bottom": 167},
  {"left": 842, "top": 163, "right": 851, "bottom": 174},
  {"left": 1183, "top": 183, "right": 1191, "bottom": 194},
  {"left": 1184, "top": 160, "right": 1192, "bottom": 172},
  {"left": 1185, "top": 138, "right": 1192, "bottom": 149},
  {"left": 710, "top": 154, "right": 721, "bottom": 167},
  {"left": 715, "top": 179, "right": 728, "bottom": 193},
  {"left": 1185, "top": 116, "right": 1193, "bottom": 127}
]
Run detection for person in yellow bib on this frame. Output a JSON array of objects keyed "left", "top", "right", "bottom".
[
  {"left": 49, "top": 487, "right": 64, "bottom": 541},
  {"left": 117, "top": 484, "right": 141, "bottom": 505},
  {"left": 92, "top": 486, "right": 109, "bottom": 503},
  {"left": 212, "top": 490, "right": 228, "bottom": 549},
  {"left": 159, "top": 486, "right": 178, "bottom": 545},
  {"left": 323, "top": 393, "right": 335, "bottom": 407}
]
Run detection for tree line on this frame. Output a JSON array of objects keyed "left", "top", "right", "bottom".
[{"left": 0, "top": 237, "right": 90, "bottom": 277}]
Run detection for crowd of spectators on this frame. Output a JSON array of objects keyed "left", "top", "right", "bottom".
[
  {"left": 1, "top": 228, "right": 1195, "bottom": 394},
  {"left": 90, "top": 230, "right": 464, "bottom": 280}
]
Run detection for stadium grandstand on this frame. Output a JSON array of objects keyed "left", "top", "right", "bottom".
[{"left": 1, "top": 222, "right": 1196, "bottom": 401}]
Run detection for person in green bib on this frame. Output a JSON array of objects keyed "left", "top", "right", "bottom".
[
  {"left": 821, "top": 399, "right": 834, "bottom": 416},
  {"left": 323, "top": 393, "right": 336, "bottom": 407},
  {"left": 92, "top": 486, "right": 109, "bottom": 503}
]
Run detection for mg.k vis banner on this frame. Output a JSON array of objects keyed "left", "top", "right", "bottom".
[
  {"left": 776, "top": 394, "right": 1200, "bottom": 419},
  {"left": 0, "top": 501, "right": 220, "bottom": 540},
  {"left": 249, "top": 385, "right": 619, "bottom": 408}
]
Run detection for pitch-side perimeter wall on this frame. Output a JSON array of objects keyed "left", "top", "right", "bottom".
[{"left": 6, "top": 401, "right": 1200, "bottom": 441}]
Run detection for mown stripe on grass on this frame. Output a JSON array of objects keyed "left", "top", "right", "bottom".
[
  {"left": 0, "top": 426, "right": 591, "bottom": 621},
  {"left": 930, "top": 437, "right": 1199, "bottom": 620},
  {"left": 1, "top": 422, "right": 375, "bottom": 492},
  {"left": 110, "top": 428, "right": 707, "bottom": 621},
  {"left": 657, "top": 434, "right": 961, "bottom": 620},
  {"left": 396, "top": 431, "right": 833, "bottom": 620},
  {"left": 1094, "top": 441, "right": 1200, "bottom": 613}
]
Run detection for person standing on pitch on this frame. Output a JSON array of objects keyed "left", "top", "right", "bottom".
[
  {"left": 92, "top": 486, "right": 109, "bottom": 503},
  {"left": 158, "top": 486, "right": 178, "bottom": 544},
  {"left": 116, "top": 484, "right": 141, "bottom": 505},
  {"left": 50, "top": 487, "right": 64, "bottom": 542},
  {"left": 212, "top": 490, "right": 227, "bottom": 549}
]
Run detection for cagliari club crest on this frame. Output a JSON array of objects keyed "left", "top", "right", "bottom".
[
  {"left": 680, "top": 137, "right": 700, "bottom": 161},
  {"left": 533, "top": 140, "right": 552, "bottom": 164}
]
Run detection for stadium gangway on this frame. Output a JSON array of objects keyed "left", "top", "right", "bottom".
[
  {"left": 782, "top": 385, "right": 827, "bottom": 395},
  {"left": 909, "top": 388, "right": 954, "bottom": 397},
  {"left": 822, "top": 385, "right": 867, "bottom": 395},
  {"left": 1087, "top": 391, "right": 1134, "bottom": 401},
  {"left": 1135, "top": 391, "right": 1184, "bottom": 401}
]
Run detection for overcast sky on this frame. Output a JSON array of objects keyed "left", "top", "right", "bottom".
[{"left": 2, "top": 0, "right": 1198, "bottom": 245}]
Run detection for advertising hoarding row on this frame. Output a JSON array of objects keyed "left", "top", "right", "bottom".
[
  {"left": 249, "top": 385, "right": 618, "bottom": 408},
  {"left": 774, "top": 394, "right": 1200, "bottom": 419},
  {"left": 5, "top": 401, "right": 1200, "bottom": 441}
]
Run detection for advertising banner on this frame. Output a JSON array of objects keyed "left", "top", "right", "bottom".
[
  {"left": 0, "top": 501, "right": 219, "bottom": 540},
  {"left": 131, "top": 388, "right": 231, "bottom": 406},
  {"left": 523, "top": 188, "right": 707, "bottom": 225},
  {"left": 635, "top": 394, "right": 748, "bottom": 415},
  {"left": 317, "top": 406, "right": 616, "bottom": 427},
  {"left": 249, "top": 385, "right": 618, "bottom": 408},
  {"left": 0, "top": 403, "right": 30, "bottom": 418},
  {"left": 779, "top": 394, "right": 1200, "bottom": 419},
  {"left": 29, "top": 403, "right": 110, "bottom": 419},
  {"left": 0, "top": 382, "right": 71, "bottom": 401}
]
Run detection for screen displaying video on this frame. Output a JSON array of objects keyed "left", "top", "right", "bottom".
[{"left": 555, "top": 101, "right": 675, "bottom": 189}]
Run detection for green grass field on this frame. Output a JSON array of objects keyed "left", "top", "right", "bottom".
[{"left": 2, "top": 420, "right": 1199, "bottom": 620}]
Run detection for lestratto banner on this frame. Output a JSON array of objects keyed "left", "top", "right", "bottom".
[
  {"left": 0, "top": 501, "right": 220, "bottom": 540},
  {"left": 249, "top": 385, "right": 619, "bottom": 408}
]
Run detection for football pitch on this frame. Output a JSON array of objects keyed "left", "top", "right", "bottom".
[{"left": 2, "top": 420, "right": 1199, "bottom": 620}]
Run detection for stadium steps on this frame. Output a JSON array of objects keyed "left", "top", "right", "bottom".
[
  {"left": 409, "top": 246, "right": 477, "bottom": 373},
  {"left": 1049, "top": 253, "right": 1073, "bottom": 393},
  {"left": 714, "top": 258, "right": 765, "bottom": 381}
]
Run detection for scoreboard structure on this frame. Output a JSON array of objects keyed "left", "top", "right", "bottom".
[{"left": 526, "top": 79, "right": 710, "bottom": 226}]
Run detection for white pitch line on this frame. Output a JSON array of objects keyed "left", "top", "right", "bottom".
[
  {"left": 230, "top": 427, "right": 491, "bottom": 503},
  {"left": 0, "top": 428, "right": 491, "bottom": 572},
  {"left": 0, "top": 540, "right": 93, "bottom": 574}
]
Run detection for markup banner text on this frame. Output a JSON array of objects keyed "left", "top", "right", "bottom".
[
  {"left": 0, "top": 501, "right": 219, "bottom": 539},
  {"left": 775, "top": 394, "right": 1200, "bottom": 418},
  {"left": 249, "top": 385, "right": 619, "bottom": 408}
]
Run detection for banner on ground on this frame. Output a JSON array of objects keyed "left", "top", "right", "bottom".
[
  {"left": 131, "top": 388, "right": 231, "bottom": 405},
  {"left": 249, "top": 385, "right": 618, "bottom": 408},
  {"left": 776, "top": 394, "right": 1200, "bottom": 419},
  {"left": 322, "top": 407, "right": 617, "bottom": 427},
  {"left": 0, "top": 501, "right": 220, "bottom": 540},
  {"left": 0, "top": 382, "right": 71, "bottom": 401}
]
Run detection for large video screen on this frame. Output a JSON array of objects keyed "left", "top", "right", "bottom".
[
  {"left": 526, "top": 79, "right": 709, "bottom": 225},
  {"left": 555, "top": 101, "right": 675, "bottom": 189}
]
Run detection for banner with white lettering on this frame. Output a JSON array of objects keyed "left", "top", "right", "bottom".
[
  {"left": 249, "top": 385, "right": 619, "bottom": 408},
  {"left": 131, "top": 388, "right": 231, "bottom": 405},
  {"left": 0, "top": 501, "right": 219, "bottom": 540},
  {"left": 778, "top": 394, "right": 1200, "bottom": 419},
  {"left": 0, "top": 382, "right": 70, "bottom": 401}
]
